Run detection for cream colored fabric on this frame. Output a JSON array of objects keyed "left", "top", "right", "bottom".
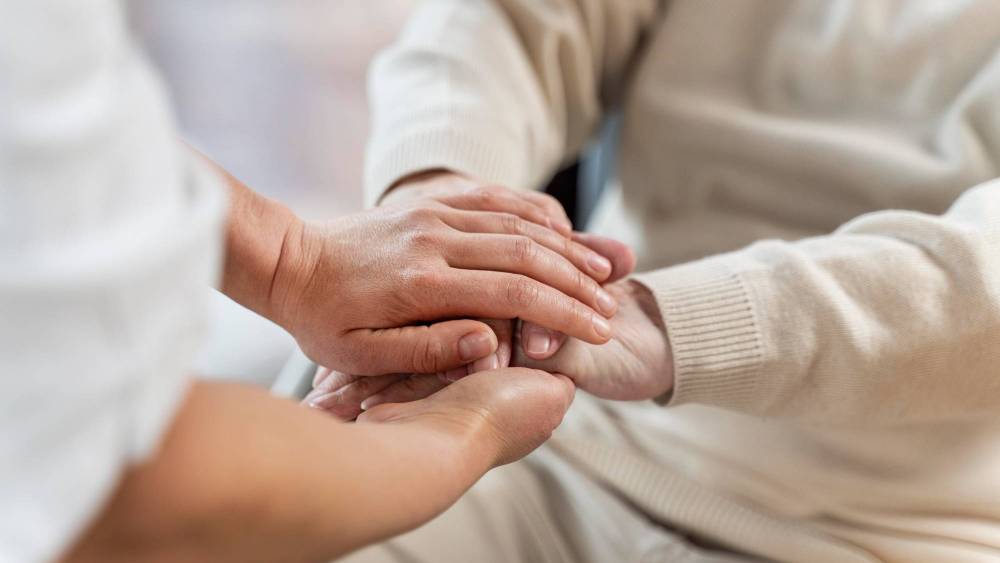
[
  {"left": 365, "top": 1, "right": 1000, "bottom": 561},
  {"left": 341, "top": 395, "right": 762, "bottom": 563}
]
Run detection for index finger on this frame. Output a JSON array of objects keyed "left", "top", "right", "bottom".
[{"left": 428, "top": 270, "right": 612, "bottom": 345}]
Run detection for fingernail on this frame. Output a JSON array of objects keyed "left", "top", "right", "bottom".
[
  {"left": 592, "top": 313, "right": 612, "bottom": 339},
  {"left": 526, "top": 329, "right": 552, "bottom": 356},
  {"left": 458, "top": 331, "right": 493, "bottom": 362},
  {"left": 307, "top": 392, "right": 336, "bottom": 410},
  {"left": 588, "top": 253, "right": 612, "bottom": 276},
  {"left": 470, "top": 353, "right": 500, "bottom": 373},
  {"left": 596, "top": 288, "right": 617, "bottom": 316}
]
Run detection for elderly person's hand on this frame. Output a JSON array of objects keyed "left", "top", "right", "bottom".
[
  {"left": 307, "top": 278, "right": 671, "bottom": 419},
  {"left": 513, "top": 279, "right": 673, "bottom": 400}
]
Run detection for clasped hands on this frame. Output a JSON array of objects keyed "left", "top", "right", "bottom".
[{"left": 291, "top": 171, "right": 673, "bottom": 467}]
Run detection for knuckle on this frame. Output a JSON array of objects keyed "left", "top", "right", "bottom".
[
  {"left": 499, "top": 213, "right": 524, "bottom": 235},
  {"left": 574, "top": 268, "right": 590, "bottom": 295},
  {"left": 511, "top": 236, "right": 537, "bottom": 265},
  {"left": 406, "top": 227, "right": 440, "bottom": 249},
  {"left": 413, "top": 338, "right": 447, "bottom": 373},
  {"left": 350, "top": 376, "right": 378, "bottom": 397},
  {"left": 506, "top": 277, "right": 541, "bottom": 309},
  {"left": 404, "top": 206, "right": 439, "bottom": 227},
  {"left": 472, "top": 186, "right": 498, "bottom": 205},
  {"left": 406, "top": 266, "right": 441, "bottom": 290},
  {"left": 569, "top": 298, "right": 590, "bottom": 326},
  {"left": 475, "top": 185, "right": 506, "bottom": 197},
  {"left": 561, "top": 236, "right": 575, "bottom": 258}
]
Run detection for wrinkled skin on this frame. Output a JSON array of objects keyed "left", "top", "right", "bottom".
[
  {"left": 305, "top": 171, "right": 672, "bottom": 419},
  {"left": 515, "top": 280, "right": 673, "bottom": 401},
  {"left": 306, "top": 279, "right": 672, "bottom": 418}
]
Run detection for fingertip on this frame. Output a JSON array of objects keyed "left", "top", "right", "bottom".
[
  {"left": 360, "top": 394, "right": 385, "bottom": 412},
  {"left": 571, "top": 232, "right": 636, "bottom": 282},
  {"left": 551, "top": 373, "right": 577, "bottom": 401},
  {"left": 586, "top": 253, "right": 613, "bottom": 282},
  {"left": 457, "top": 325, "right": 498, "bottom": 363},
  {"left": 596, "top": 287, "right": 618, "bottom": 317},
  {"left": 591, "top": 314, "right": 613, "bottom": 342}
]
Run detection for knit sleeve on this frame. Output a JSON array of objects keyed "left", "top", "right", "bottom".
[
  {"left": 364, "top": 0, "right": 662, "bottom": 206},
  {"left": 635, "top": 179, "right": 1000, "bottom": 424}
]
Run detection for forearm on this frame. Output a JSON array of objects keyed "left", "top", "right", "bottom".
[
  {"left": 638, "top": 179, "right": 1000, "bottom": 424},
  {"left": 66, "top": 381, "right": 491, "bottom": 563}
]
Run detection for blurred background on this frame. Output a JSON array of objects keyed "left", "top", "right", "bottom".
[{"left": 131, "top": 1, "right": 418, "bottom": 383}]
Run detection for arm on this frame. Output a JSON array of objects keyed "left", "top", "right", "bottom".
[
  {"left": 366, "top": 0, "right": 663, "bottom": 204},
  {"left": 631, "top": 179, "right": 1000, "bottom": 424},
  {"left": 67, "top": 369, "right": 574, "bottom": 563},
  {"left": 210, "top": 161, "right": 618, "bottom": 376},
  {"left": 0, "top": 2, "right": 585, "bottom": 561}
]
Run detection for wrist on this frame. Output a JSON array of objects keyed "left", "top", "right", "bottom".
[
  {"left": 266, "top": 217, "right": 322, "bottom": 331},
  {"left": 219, "top": 170, "right": 312, "bottom": 327},
  {"left": 628, "top": 279, "right": 675, "bottom": 401}
]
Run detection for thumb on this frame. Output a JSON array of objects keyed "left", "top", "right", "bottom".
[{"left": 343, "top": 320, "right": 498, "bottom": 375}]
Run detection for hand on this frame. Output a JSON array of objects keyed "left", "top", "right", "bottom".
[
  {"left": 378, "top": 169, "right": 599, "bottom": 372},
  {"left": 358, "top": 367, "right": 576, "bottom": 467},
  {"left": 272, "top": 201, "right": 620, "bottom": 376},
  {"left": 303, "top": 170, "right": 636, "bottom": 419},
  {"left": 304, "top": 232, "right": 637, "bottom": 419},
  {"left": 380, "top": 169, "right": 574, "bottom": 237},
  {"left": 516, "top": 280, "right": 673, "bottom": 400},
  {"left": 307, "top": 279, "right": 670, "bottom": 419}
]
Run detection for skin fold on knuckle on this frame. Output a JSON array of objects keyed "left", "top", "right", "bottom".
[
  {"left": 412, "top": 337, "right": 448, "bottom": 374},
  {"left": 472, "top": 186, "right": 500, "bottom": 208},
  {"left": 573, "top": 268, "right": 594, "bottom": 302},
  {"left": 499, "top": 212, "right": 524, "bottom": 235},
  {"left": 567, "top": 298, "right": 593, "bottom": 339},
  {"left": 511, "top": 236, "right": 537, "bottom": 269},
  {"left": 505, "top": 276, "right": 541, "bottom": 311}
]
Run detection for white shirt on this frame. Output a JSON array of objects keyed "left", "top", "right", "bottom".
[{"left": 0, "top": 1, "right": 226, "bottom": 561}]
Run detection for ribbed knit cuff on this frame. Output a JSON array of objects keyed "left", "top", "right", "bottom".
[
  {"left": 634, "top": 262, "right": 764, "bottom": 410},
  {"left": 364, "top": 126, "right": 527, "bottom": 208}
]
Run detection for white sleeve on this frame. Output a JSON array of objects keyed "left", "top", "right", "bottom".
[{"left": 0, "top": 2, "right": 226, "bottom": 561}]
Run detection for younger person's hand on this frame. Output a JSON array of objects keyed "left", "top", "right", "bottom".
[
  {"left": 358, "top": 367, "right": 576, "bottom": 467},
  {"left": 272, "top": 201, "right": 620, "bottom": 376}
]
